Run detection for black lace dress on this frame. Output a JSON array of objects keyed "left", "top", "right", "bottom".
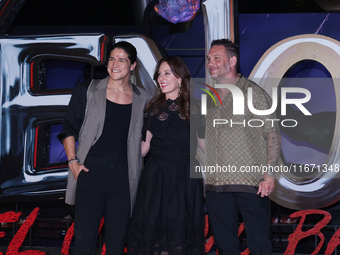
[{"left": 127, "top": 98, "right": 205, "bottom": 255}]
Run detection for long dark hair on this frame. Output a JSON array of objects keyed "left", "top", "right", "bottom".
[{"left": 145, "top": 56, "right": 190, "bottom": 120}]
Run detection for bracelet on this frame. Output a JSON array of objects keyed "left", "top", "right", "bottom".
[
  {"left": 267, "top": 171, "right": 275, "bottom": 177},
  {"left": 68, "top": 156, "right": 79, "bottom": 166}
]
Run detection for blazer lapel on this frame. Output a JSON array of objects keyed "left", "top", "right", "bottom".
[
  {"left": 91, "top": 79, "right": 144, "bottom": 142},
  {"left": 93, "top": 77, "right": 108, "bottom": 136},
  {"left": 128, "top": 85, "right": 144, "bottom": 142}
]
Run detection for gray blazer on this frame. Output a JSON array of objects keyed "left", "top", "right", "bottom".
[{"left": 65, "top": 76, "right": 152, "bottom": 214}]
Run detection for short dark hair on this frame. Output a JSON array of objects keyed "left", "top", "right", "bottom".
[
  {"left": 111, "top": 41, "right": 137, "bottom": 64},
  {"left": 211, "top": 39, "right": 239, "bottom": 68}
]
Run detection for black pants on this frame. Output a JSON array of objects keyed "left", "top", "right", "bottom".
[
  {"left": 205, "top": 191, "right": 272, "bottom": 255},
  {"left": 74, "top": 156, "right": 130, "bottom": 255}
]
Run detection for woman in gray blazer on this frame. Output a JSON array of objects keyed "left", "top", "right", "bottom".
[{"left": 58, "top": 41, "right": 151, "bottom": 255}]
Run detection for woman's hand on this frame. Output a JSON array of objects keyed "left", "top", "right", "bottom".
[
  {"left": 141, "top": 130, "right": 153, "bottom": 157},
  {"left": 69, "top": 160, "right": 89, "bottom": 181},
  {"left": 197, "top": 137, "right": 205, "bottom": 153}
]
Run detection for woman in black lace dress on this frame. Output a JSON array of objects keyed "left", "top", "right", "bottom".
[{"left": 127, "top": 56, "right": 205, "bottom": 255}]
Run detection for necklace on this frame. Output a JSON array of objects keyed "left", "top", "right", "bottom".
[{"left": 108, "top": 82, "right": 131, "bottom": 92}]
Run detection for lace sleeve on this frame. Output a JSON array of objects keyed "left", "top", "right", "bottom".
[
  {"left": 191, "top": 99, "right": 205, "bottom": 139},
  {"left": 196, "top": 114, "right": 205, "bottom": 139},
  {"left": 142, "top": 110, "right": 154, "bottom": 141}
]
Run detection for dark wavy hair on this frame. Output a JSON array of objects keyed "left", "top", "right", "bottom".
[
  {"left": 145, "top": 56, "right": 190, "bottom": 120},
  {"left": 110, "top": 41, "right": 137, "bottom": 64}
]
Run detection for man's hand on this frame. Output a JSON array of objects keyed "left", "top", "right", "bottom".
[
  {"left": 257, "top": 174, "right": 275, "bottom": 197},
  {"left": 69, "top": 161, "right": 89, "bottom": 181}
]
